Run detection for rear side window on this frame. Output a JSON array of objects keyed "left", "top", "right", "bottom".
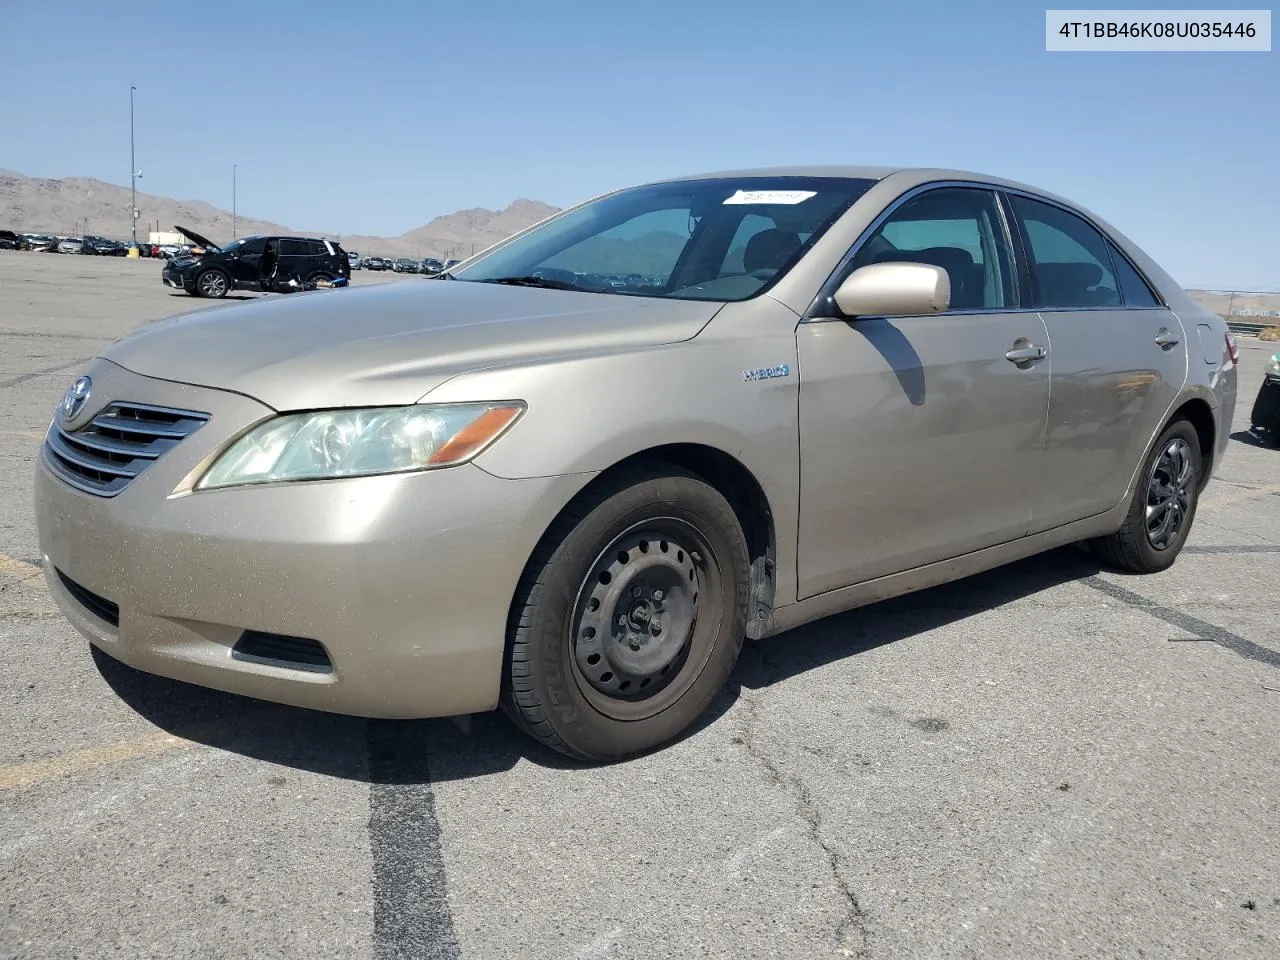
[
  {"left": 278, "top": 239, "right": 307, "bottom": 256},
  {"left": 1108, "top": 243, "right": 1160, "bottom": 307},
  {"left": 1010, "top": 196, "right": 1120, "bottom": 308},
  {"left": 846, "top": 187, "right": 1015, "bottom": 311}
]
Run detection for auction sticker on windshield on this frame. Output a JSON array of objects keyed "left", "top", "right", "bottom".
[{"left": 723, "top": 190, "right": 817, "bottom": 205}]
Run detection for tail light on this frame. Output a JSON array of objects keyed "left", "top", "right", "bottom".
[{"left": 1225, "top": 332, "right": 1239, "bottom": 365}]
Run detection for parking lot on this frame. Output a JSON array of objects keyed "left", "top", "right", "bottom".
[{"left": 2, "top": 248, "right": 1278, "bottom": 960}]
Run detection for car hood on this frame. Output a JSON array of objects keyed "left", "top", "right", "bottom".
[
  {"left": 173, "top": 224, "right": 221, "bottom": 252},
  {"left": 103, "top": 279, "right": 723, "bottom": 410}
]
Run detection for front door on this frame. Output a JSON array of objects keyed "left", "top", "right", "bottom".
[
  {"left": 1006, "top": 194, "right": 1188, "bottom": 531},
  {"left": 796, "top": 186, "right": 1051, "bottom": 598},
  {"left": 230, "top": 237, "right": 266, "bottom": 289}
]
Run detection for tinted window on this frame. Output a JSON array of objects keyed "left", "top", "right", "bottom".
[
  {"left": 846, "top": 187, "right": 1015, "bottom": 310},
  {"left": 1011, "top": 196, "right": 1120, "bottom": 308},
  {"left": 278, "top": 239, "right": 308, "bottom": 256},
  {"left": 1109, "top": 242, "right": 1160, "bottom": 307}
]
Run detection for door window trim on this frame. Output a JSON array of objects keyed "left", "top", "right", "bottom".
[
  {"left": 998, "top": 186, "right": 1168, "bottom": 312},
  {"left": 804, "top": 180, "right": 1027, "bottom": 321}
]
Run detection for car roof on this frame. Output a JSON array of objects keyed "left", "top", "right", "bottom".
[
  {"left": 653, "top": 165, "right": 901, "bottom": 183},
  {"left": 649, "top": 165, "right": 1094, "bottom": 213}
]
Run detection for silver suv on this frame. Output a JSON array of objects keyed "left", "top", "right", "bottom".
[{"left": 35, "top": 166, "right": 1237, "bottom": 760}]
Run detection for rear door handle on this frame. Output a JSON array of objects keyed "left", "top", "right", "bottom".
[
  {"left": 1154, "top": 330, "right": 1180, "bottom": 348},
  {"left": 1005, "top": 344, "right": 1047, "bottom": 363}
]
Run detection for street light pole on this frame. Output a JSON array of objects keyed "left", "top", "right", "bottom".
[
  {"left": 232, "top": 164, "right": 237, "bottom": 239},
  {"left": 129, "top": 84, "right": 137, "bottom": 249}
]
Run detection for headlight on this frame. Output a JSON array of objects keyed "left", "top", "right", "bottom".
[
  {"left": 196, "top": 402, "right": 524, "bottom": 490},
  {"left": 1267, "top": 354, "right": 1280, "bottom": 379}
]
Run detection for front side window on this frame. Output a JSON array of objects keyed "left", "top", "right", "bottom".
[
  {"left": 845, "top": 187, "right": 1015, "bottom": 310},
  {"left": 1010, "top": 195, "right": 1120, "bottom": 308},
  {"left": 453, "top": 177, "right": 876, "bottom": 301}
]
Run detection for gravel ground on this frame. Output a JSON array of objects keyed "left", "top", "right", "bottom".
[{"left": 2, "top": 249, "right": 1277, "bottom": 960}]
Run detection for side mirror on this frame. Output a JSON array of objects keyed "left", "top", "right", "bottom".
[{"left": 833, "top": 262, "right": 950, "bottom": 318}]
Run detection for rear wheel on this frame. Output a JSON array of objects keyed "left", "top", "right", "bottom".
[
  {"left": 195, "top": 269, "right": 230, "bottom": 298},
  {"left": 503, "top": 466, "right": 750, "bottom": 761},
  {"left": 1089, "top": 418, "right": 1202, "bottom": 573}
]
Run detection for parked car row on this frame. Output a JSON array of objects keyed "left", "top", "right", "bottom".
[
  {"left": 349, "top": 253, "right": 456, "bottom": 275},
  {"left": 0, "top": 231, "right": 131, "bottom": 255}
]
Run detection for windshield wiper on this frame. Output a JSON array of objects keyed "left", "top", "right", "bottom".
[{"left": 480, "top": 275, "right": 582, "bottom": 291}]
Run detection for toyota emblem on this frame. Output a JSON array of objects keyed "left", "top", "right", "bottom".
[{"left": 59, "top": 376, "right": 92, "bottom": 423}]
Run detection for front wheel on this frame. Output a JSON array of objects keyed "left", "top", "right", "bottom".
[
  {"left": 1089, "top": 418, "right": 1202, "bottom": 572},
  {"left": 195, "top": 269, "right": 230, "bottom": 298},
  {"left": 503, "top": 466, "right": 750, "bottom": 761}
]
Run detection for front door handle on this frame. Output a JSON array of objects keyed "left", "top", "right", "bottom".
[
  {"left": 1154, "top": 330, "right": 1180, "bottom": 349},
  {"left": 1005, "top": 344, "right": 1047, "bottom": 364}
]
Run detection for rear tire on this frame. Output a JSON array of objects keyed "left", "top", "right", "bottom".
[
  {"left": 1089, "top": 418, "right": 1202, "bottom": 573},
  {"left": 502, "top": 466, "right": 750, "bottom": 761}
]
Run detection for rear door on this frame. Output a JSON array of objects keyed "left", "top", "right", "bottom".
[
  {"left": 277, "top": 238, "right": 309, "bottom": 282},
  {"left": 1006, "top": 193, "right": 1187, "bottom": 532},
  {"left": 796, "top": 185, "right": 1051, "bottom": 597}
]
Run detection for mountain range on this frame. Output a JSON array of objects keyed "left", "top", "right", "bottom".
[{"left": 0, "top": 170, "right": 560, "bottom": 260}]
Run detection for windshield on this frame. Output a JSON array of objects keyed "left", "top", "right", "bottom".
[
  {"left": 213, "top": 237, "right": 251, "bottom": 254},
  {"left": 453, "top": 176, "right": 875, "bottom": 301}
]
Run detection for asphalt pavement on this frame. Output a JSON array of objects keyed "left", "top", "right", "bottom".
[{"left": 2, "top": 250, "right": 1277, "bottom": 960}]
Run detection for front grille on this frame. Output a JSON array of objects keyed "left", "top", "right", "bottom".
[
  {"left": 42, "top": 401, "right": 209, "bottom": 497},
  {"left": 55, "top": 569, "right": 120, "bottom": 626},
  {"left": 232, "top": 631, "right": 333, "bottom": 674}
]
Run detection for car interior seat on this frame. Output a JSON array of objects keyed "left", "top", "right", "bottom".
[
  {"left": 743, "top": 229, "right": 803, "bottom": 276},
  {"left": 1035, "top": 261, "right": 1116, "bottom": 305}
]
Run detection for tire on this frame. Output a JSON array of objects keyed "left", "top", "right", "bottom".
[
  {"left": 503, "top": 465, "right": 750, "bottom": 761},
  {"left": 1089, "top": 418, "right": 1202, "bottom": 573},
  {"left": 195, "top": 268, "right": 230, "bottom": 298}
]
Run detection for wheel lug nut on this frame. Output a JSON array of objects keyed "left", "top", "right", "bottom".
[
  {"left": 632, "top": 586, "right": 643, "bottom": 598},
  {"left": 630, "top": 641, "right": 641, "bottom": 651},
  {"left": 617, "top": 614, "right": 628, "bottom": 626},
  {"left": 653, "top": 590, "right": 664, "bottom": 601}
]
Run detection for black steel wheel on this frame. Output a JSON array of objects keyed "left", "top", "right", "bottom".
[{"left": 503, "top": 465, "right": 750, "bottom": 761}]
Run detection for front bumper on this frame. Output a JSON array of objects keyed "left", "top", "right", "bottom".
[
  {"left": 161, "top": 263, "right": 190, "bottom": 289},
  {"left": 35, "top": 358, "right": 590, "bottom": 718}
]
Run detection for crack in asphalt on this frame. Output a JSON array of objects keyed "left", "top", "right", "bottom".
[
  {"left": 737, "top": 644, "right": 872, "bottom": 959},
  {"left": 0, "top": 357, "right": 91, "bottom": 390}
]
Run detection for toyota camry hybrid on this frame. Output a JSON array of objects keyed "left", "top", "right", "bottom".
[{"left": 35, "top": 166, "right": 1238, "bottom": 760}]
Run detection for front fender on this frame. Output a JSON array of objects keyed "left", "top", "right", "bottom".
[{"left": 422, "top": 327, "right": 803, "bottom": 604}]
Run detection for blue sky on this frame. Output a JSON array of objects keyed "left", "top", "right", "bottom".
[{"left": 1, "top": 0, "right": 1275, "bottom": 288}]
